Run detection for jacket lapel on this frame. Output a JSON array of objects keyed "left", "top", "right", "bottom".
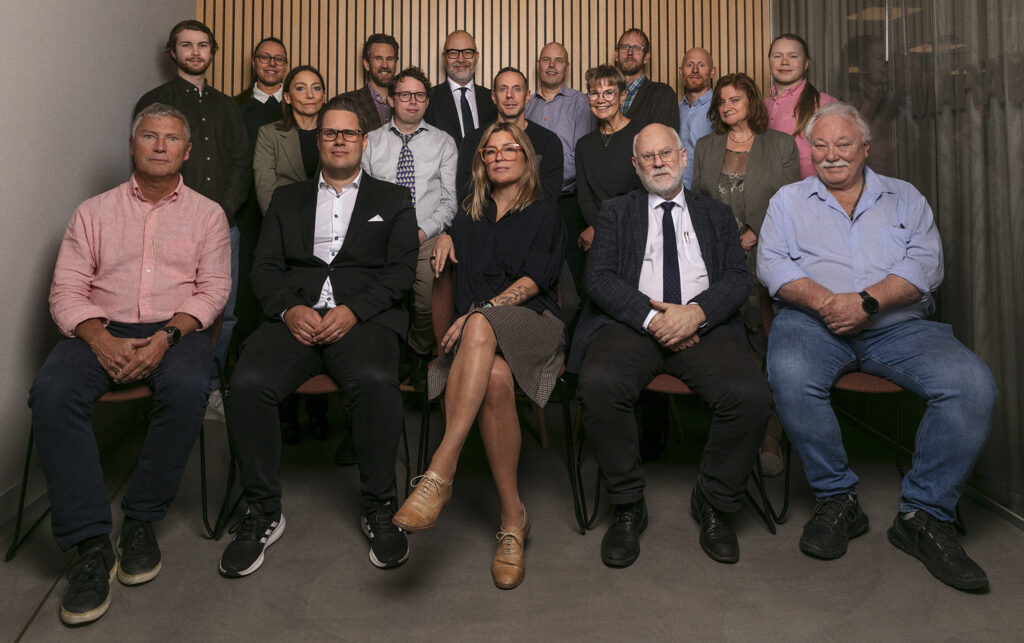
[
  {"left": 338, "top": 176, "right": 374, "bottom": 260},
  {"left": 279, "top": 129, "right": 306, "bottom": 184},
  {"left": 629, "top": 191, "right": 649, "bottom": 283},
  {"left": 299, "top": 180, "right": 319, "bottom": 259},
  {"left": 686, "top": 191, "right": 716, "bottom": 278},
  {"left": 744, "top": 134, "right": 768, "bottom": 206}
]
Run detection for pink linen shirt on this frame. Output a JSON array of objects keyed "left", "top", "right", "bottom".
[
  {"left": 49, "top": 174, "right": 231, "bottom": 337},
  {"left": 765, "top": 79, "right": 837, "bottom": 179}
]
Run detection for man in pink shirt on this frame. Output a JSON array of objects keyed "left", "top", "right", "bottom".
[{"left": 29, "top": 103, "right": 230, "bottom": 626}]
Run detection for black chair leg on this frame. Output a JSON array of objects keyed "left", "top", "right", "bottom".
[
  {"left": 6, "top": 428, "right": 51, "bottom": 562},
  {"left": 417, "top": 388, "right": 431, "bottom": 476},
  {"left": 745, "top": 456, "right": 778, "bottom": 535}
]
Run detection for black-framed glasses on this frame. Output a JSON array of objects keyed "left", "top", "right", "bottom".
[
  {"left": 318, "top": 128, "right": 363, "bottom": 142},
  {"left": 480, "top": 143, "right": 523, "bottom": 162},
  {"left": 633, "top": 148, "right": 681, "bottom": 166},
  {"left": 255, "top": 53, "right": 288, "bottom": 65},
  {"left": 444, "top": 48, "right": 478, "bottom": 59},
  {"left": 394, "top": 91, "right": 428, "bottom": 103},
  {"left": 617, "top": 44, "right": 647, "bottom": 55}
]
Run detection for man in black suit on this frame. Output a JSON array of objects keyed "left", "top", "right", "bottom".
[
  {"left": 338, "top": 33, "right": 399, "bottom": 132},
  {"left": 569, "top": 123, "right": 769, "bottom": 567},
  {"left": 614, "top": 28, "right": 680, "bottom": 131},
  {"left": 423, "top": 30, "right": 498, "bottom": 146},
  {"left": 219, "top": 96, "right": 418, "bottom": 577}
]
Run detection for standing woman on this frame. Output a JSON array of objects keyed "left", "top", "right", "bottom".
[
  {"left": 765, "top": 34, "right": 836, "bottom": 178},
  {"left": 574, "top": 65, "right": 644, "bottom": 253},
  {"left": 692, "top": 73, "right": 799, "bottom": 476},
  {"left": 393, "top": 123, "right": 566, "bottom": 590}
]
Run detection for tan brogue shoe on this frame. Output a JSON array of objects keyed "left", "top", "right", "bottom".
[
  {"left": 492, "top": 507, "right": 530, "bottom": 589},
  {"left": 392, "top": 470, "right": 453, "bottom": 532}
]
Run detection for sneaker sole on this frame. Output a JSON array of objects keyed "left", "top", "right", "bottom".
[
  {"left": 115, "top": 537, "right": 162, "bottom": 586},
  {"left": 886, "top": 525, "right": 990, "bottom": 592},
  {"left": 800, "top": 513, "right": 870, "bottom": 560},
  {"left": 361, "top": 519, "right": 410, "bottom": 569},
  {"left": 60, "top": 560, "right": 117, "bottom": 626},
  {"left": 218, "top": 514, "right": 287, "bottom": 578}
]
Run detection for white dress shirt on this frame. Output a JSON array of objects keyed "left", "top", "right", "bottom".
[
  {"left": 447, "top": 78, "right": 481, "bottom": 134},
  {"left": 313, "top": 170, "right": 361, "bottom": 309},
  {"left": 252, "top": 83, "right": 284, "bottom": 104}
]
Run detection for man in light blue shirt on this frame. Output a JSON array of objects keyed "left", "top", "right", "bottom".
[
  {"left": 758, "top": 102, "right": 995, "bottom": 593},
  {"left": 678, "top": 48, "right": 715, "bottom": 188}
]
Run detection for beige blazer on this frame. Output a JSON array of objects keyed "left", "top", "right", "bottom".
[{"left": 253, "top": 123, "right": 309, "bottom": 213}]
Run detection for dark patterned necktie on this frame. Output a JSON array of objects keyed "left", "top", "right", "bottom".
[
  {"left": 660, "top": 201, "right": 681, "bottom": 304},
  {"left": 395, "top": 130, "right": 419, "bottom": 206},
  {"left": 458, "top": 87, "right": 473, "bottom": 137}
]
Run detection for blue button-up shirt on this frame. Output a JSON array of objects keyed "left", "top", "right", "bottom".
[
  {"left": 757, "top": 168, "right": 943, "bottom": 329},
  {"left": 679, "top": 90, "right": 714, "bottom": 188},
  {"left": 525, "top": 84, "right": 596, "bottom": 193}
]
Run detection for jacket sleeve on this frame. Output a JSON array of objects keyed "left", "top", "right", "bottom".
[
  {"left": 253, "top": 126, "right": 278, "bottom": 214},
  {"left": 218, "top": 101, "right": 252, "bottom": 220},
  {"left": 584, "top": 199, "right": 654, "bottom": 333}
]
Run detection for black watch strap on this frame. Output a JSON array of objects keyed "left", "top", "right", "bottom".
[
  {"left": 858, "top": 291, "right": 879, "bottom": 314},
  {"left": 162, "top": 326, "right": 182, "bottom": 346}
]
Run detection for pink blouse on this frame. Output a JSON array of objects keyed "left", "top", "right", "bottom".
[{"left": 766, "top": 79, "right": 837, "bottom": 178}]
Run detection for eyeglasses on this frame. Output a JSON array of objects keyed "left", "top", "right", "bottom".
[
  {"left": 588, "top": 89, "right": 619, "bottom": 102},
  {"left": 617, "top": 44, "right": 647, "bottom": 55},
  {"left": 394, "top": 91, "right": 428, "bottom": 103},
  {"left": 480, "top": 143, "right": 523, "bottom": 162},
  {"left": 634, "top": 148, "right": 681, "bottom": 166},
  {"left": 255, "top": 53, "right": 288, "bottom": 65},
  {"left": 444, "top": 48, "right": 478, "bottom": 60},
  {"left": 318, "top": 128, "right": 363, "bottom": 142}
]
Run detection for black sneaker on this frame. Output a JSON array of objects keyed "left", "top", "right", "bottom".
[
  {"left": 60, "top": 540, "right": 117, "bottom": 626},
  {"left": 888, "top": 510, "right": 989, "bottom": 592},
  {"left": 219, "top": 505, "right": 286, "bottom": 577},
  {"left": 799, "top": 493, "right": 869, "bottom": 559},
  {"left": 117, "top": 518, "right": 161, "bottom": 585},
  {"left": 362, "top": 501, "right": 410, "bottom": 569}
]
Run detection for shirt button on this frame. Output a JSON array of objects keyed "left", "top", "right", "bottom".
[
  {"left": 146, "top": 269, "right": 151, "bottom": 273},
  {"left": 206, "top": 177, "right": 212, "bottom": 181},
  {"left": 206, "top": 157, "right": 211, "bottom": 161},
  {"left": 204, "top": 137, "right": 209, "bottom": 141},
  {"left": 201, "top": 117, "right": 206, "bottom": 122},
  {"left": 334, "top": 236, "right": 338, "bottom": 240}
]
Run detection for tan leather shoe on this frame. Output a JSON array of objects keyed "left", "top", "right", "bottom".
[
  {"left": 492, "top": 506, "right": 530, "bottom": 589},
  {"left": 392, "top": 470, "right": 453, "bottom": 532}
]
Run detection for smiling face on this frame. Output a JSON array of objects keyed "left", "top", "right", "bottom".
[
  {"left": 482, "top": 129, "right": 526, "bottom": 188},
  {"left": 632, "top": 124, "right": 686, "bottom": 199},
  {"left": 253, "top": 40, "right": 288, "bottom": 90},
  {"left": 317, "top": 109, "right": 367, "bottom": 178},
  {"left": 363, "top": 42, "right": 397, "bottom": 89},
  {"left": 809, "top": 113, "right": 870, "bottom": 192},
  {"left": 587, "top": 79, "right": 623, "bottom": 123},
  {"left": 130, "top": 115, "right": 191, "bottom": 180},
  {"left": 717, "top": 84, "right": 749, "bottom": 129},
  {"left": 171, "top": 29, "right": 213, "bottom": 77},
  {"left": 284, "top": 70, "right": 325, "bottom": 120},
  {"left": 443, "top": 31, "right": 478, "bottom": 85},
  {"left": 769, "top": 37, "right": 810, "bottom": 89},
  {"left": 681, "top": 48, "right": 715, "bottom": 94},
  {"left": 537, "top": 42, "right": 569, "bottom": 90},
  {"left": 492, "top": 70, "right": 529, "bottom": 121}
]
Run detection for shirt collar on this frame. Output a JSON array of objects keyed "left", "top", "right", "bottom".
[
  {"left": 448, "top": 77, "right": 476, "bottom": 95},
  {"left": 537, "top": 83, "right": 569, "bottom": 101},
  {"left": 768, "top": 78, "right": 807, "bottom": 99},
  {"left": 806, "top": 167, "right": 891, "bottom": 211},
  {"left": 647, "top": 188, "right": 686, "bottom": 214},
  {"left": 172, "top": 74, "right": 207, "bottom": 96},
  {"left": 389, "top": 119, "right": 427, "bottom": 138},
  {"left": 252, "top": 83, "right": 284, "bottom": 103},
  {"left": 317, "top": 169, "right": 363, "bottom": 195},
  {"left": 626, "top": 75, "right": 647, "bottom": 94},
  {"left": 130, "top": 173, "right": 184, "bottom": 205},
  {"left": 368, "top": 83, "right": 387, "bottom": 105}
]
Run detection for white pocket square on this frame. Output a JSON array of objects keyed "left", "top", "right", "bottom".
[{"left": 368, "top": 214, "right": 384, "bottom": 222}]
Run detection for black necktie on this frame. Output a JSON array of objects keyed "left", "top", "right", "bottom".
[
  {"left": 660, "top": 202, "right": 682, "bottom": 305},
  {"left": 458, "top": 87, "right": 473, "bottom": 137}
]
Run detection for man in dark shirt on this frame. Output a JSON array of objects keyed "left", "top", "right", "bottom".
[
  {"left": 614, "top": 28, "right": 680, "bottom": 131},
  {"left": 337, "top": 33, "right": 399, "bottom": 132},
  {"left": 455, "top": 67, "right": 563, "bottom": 203},
  {"left": 134, "top": 19, "right": 250, "bottom": 384}
]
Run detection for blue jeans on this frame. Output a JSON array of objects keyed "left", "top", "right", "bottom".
[
  {"left": 213, "top": 224, "right": 240, "bottom": 367},
  {"left": 766, "top": 308, "right": 996, "bottom": 522}
]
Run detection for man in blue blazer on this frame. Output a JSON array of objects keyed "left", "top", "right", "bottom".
[
  {"left": 569, "top": 124, "right": 770, "bottom": 567},
  {"left": 219, "top": 96, "right": 419, "bottom": 577}
]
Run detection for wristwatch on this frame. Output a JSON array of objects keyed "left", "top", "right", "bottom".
[
  {"left": 858, "top": 291, "right": 879, "bottom": 315},
  {"left": 162, "top": 326, "right": 182, "bottom": 347}
]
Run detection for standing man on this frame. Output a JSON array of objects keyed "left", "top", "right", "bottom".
[
  {"left": 525, "top": 41, "right": 596, "bottom": 293},
  {"left": 423, "top": 30, "right": 498, "bottom": 147},
  {"left": 614, "top": 28, "right": 680, "bottom": 131},
  {"left": 134, "top": 19, "right": 249, "bottom": 392},
  {"left": 570, "top": 124, "right": 770, "bottom": 568},
  {"left": 338, "top": 33, "right": 399, "bottom": 132},
  {"left": 30, "top": 103, "right": 230, "bottom": 625},
  {"left": 759, "top": 102, "right": 996, "bottom": 592},
  {"left": 219, "top": 96, "right": 418, "bottom": 576},
  {"left": 677, "top": 47, "right": 716, "bottom": 188},
  {"left": 362, "top": 66, "right": 458, "bottom": 388},
  {"left": 455, "top": 67, "right": 563, "bottom": 203}
]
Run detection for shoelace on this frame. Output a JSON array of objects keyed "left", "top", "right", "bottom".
[
  {"left": 916, "top": 515, "right": 964, "bottom": 554},
  {"left": 229, "top": 511, "right": 264, "bottom": 541},
  {"left": 122, "top": 521, "right": 155, "bottom": 555},
  {"left": 495, "top": 531, "right": 523, "bottom": 555},
  {"left": 67, "top": 547, "right": 108, "bottom": 585},
  {"left": 811, "top": 496, "right": 850, "bottom": 526},
  {"left": 366, "top": 504, "right": 400, "bottom": 534},
  {"left": 410, "top": 474, "right": 445, "bottom": 499}
]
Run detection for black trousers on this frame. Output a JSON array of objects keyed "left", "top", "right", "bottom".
[
  {"left": 228, "top": 319, "right": 403, "bottom": 514},
  {"left": 576, "top": 320, "right": 770, "bottom": 512}
]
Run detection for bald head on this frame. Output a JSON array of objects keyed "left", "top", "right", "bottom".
[
  {"left": 537, "top": 41, "right": 570, "bottom": 90},
  {"left": 443, "top": 30, "right": 479, "bottom": 85},
  {"left": 680, "top": 47, "right": 716, "bottom": 98}
]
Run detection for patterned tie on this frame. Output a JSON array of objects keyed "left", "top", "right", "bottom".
[
  {"left": 660, "top": 201, "right": 682, "bottom": 304},
  {"left": 458, "top": 87, "right": 473, "bottom": 137},
  {"left": 395, "top": 130, "right": 420, "bottom": 206}
]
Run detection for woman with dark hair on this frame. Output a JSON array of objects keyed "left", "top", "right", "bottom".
[
  {"left": 393, "top": 122, "right": 565, "bottom": 590},
  {"left": 693, "top": 72, "right": 799, "bottom": 477},
  {"left": 765, "top": 33, "right": 836, "bottom": 178}
]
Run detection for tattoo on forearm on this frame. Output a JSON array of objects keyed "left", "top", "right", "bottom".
[{"left": 492, "top": 284, "right": 531, "bottom": 307}]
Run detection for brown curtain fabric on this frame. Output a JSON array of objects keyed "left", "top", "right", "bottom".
[{"left": 774, "top": 0, "right": 1024, "bottom": 519}]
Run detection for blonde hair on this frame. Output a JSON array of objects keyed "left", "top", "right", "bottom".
[{"left": 462, "top": 122, "right": 541, "bottom": 221}]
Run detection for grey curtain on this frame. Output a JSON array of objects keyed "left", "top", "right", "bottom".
[{"left": 774, "top": 1, "right": 1024, "bottom": 520}]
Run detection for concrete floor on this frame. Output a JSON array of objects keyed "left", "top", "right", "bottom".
[{"left": 3, "top": 394, "right": 1023, "bottom": 642}]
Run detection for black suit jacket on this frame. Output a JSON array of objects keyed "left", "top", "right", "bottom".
[
  {"left": 624, "top": 79, "right": 681, "bottom": 131},
  {"left": 423, "top": 82, "right": 498, "bottom": 146},
  {"left": 252, "top": 174, "right": 418, "bottom": 337},
  {"left": 337, "top": 85, "right": 388, "bottom": 133},
  {"left": 567, "top": 188, "right": 750, "bottom": 371}
]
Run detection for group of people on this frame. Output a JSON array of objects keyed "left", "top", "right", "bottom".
[{"left": 27, "top": 18, "right": 996, "bottom": 627}]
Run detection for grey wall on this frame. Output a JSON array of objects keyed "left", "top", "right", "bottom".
[{"left": 0, "top": 0, "right": 195, "bottom": 525}]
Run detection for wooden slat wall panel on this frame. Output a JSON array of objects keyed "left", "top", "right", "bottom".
[{"left": 197, "top": 0, "right": 771, "bottom": 101}]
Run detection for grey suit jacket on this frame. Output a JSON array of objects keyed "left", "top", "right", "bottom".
[
  {"left": 253, "top": 123, "right": 309, "bottom": 213},
  {"left": 691, "top": 128, "right": 799, "bottom": 235},
  {"left": 567, "top": 188, "right": 750, "bottom": 372}
]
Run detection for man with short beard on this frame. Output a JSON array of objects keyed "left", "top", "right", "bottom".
[
  {"left": 135, "top": 19, "right": 249, "bottom": 386},
  {"left": 677, "top": 47, "right": 716, "bottom": 188},
  {"left": 569, "top": 123, "right": 769, "bottom": 568},
  {"left": 338, "top": 33, "right": 400, "bottom": 132},
  {"left": 614, "top": 28, "right": 680, "bottom": 131},
  {"left": 423, "top": 30, "right": 498, "bottom": 146}
]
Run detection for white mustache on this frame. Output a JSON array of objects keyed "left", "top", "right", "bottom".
[{"left": 821, "top": 160, "right": 850, "bottom": 168}]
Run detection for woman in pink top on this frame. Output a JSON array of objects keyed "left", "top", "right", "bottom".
[{"left": 765, "top": 33, "right": 836, "bottom": 179}]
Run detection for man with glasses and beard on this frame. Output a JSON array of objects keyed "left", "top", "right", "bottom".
[
  {"left": 614, "top": 28, "right": 680, "bottom": 131},
  {"left": 338, "top": 33, "right": 400, "bottom": 132},
  {"left": 424, "top": 30, "right": 498, "bottom": 146}
]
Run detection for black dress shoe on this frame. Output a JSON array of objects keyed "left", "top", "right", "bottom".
[
  {"left": 601, "top": 498, "right": 648, "bottom": 568},
  {"left": 690, "top": 486, "right": 739, "bottom": 564}
]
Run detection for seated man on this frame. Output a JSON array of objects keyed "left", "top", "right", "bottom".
[
  {"left": 758, "top": 102, "right": 996, "bottom": 592},
  {"left": 219, "top": 96, "right": 418, "bottom": 576},
  {"left": 30, "top": 103, "right": 230, "bottom": 625},
  {"left": 570, "top": 123, "right": 770, "bottom": 567}
]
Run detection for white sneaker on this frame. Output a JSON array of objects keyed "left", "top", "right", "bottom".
[{"left": 205, "top": 389, "right": 225, "bottom": 421}]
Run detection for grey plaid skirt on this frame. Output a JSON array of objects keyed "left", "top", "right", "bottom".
[{"left": 427, "top": 306, "right": 565, "bottom": 407}]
